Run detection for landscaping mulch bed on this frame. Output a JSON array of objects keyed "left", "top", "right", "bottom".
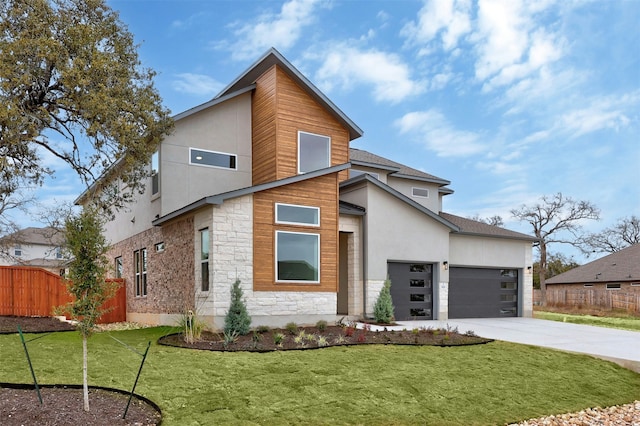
[
  {"left": 159, "top": 324, "right": 492, "bottom": 352},
  {"left": 0, "top": 315, "right": 76, "bottom": 334},
  {"left": 0, "top": 316, "right": 161, "bottom": 425}
]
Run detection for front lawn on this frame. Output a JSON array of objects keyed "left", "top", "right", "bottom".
[
  {"left": 534, "top": 310, "right": 640, "bottom": 332},
  {"left": 1, "top": 327, "right": 639, "bottom": 425}
]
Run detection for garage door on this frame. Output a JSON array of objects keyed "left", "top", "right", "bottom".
[
  {"left": 449, "top": 268, "right": 518, "bottom": 318},
  {"left": 387, "top": 262, "right": 433, "bottom": 320}
]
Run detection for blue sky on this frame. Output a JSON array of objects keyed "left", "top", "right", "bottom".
[{"left": 19, "top": 0, "right": 640, "bottom": 263}]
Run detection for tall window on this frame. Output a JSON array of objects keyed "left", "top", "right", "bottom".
[
  {"left": 134, "top": 248, "right": 147, "bottom": 297},
  {"left": 115, "top": 257, "right": 123, "bottom": 278},
  {"left": 276, "top": 231, "right": 320, "bottom": 283},
  {"left": 298, "top": 131, "right": 330, "bottom": 174},
  {"left": 200, "top": 228, "right": 210, "bottom": 291},
  {"left": 14, "top": 244, "right": 22, "bottom": 257},
  {"left": 151, "top": 151, "right": 159, "bottom": 195}
]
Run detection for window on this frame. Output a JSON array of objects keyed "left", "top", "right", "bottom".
[
  {"left": 631, "top": 282, "right": 640, "bottom": 287},
  {"left": 134, "top": 249, "right": 147, "bottom": 297},
  {"left": 583, "top": 284, "right": 594, "bottom": 287},
  {"left": 55, "top": 247, "right": 63, "bottom": 259},
  {"left": 606, "top": 283, "right": 621, "bottom": 290},
  {"left": 501, "top": 282, "right": 517, "bottom": 290},
  {"left": 200, "top": 228, "right": 209, "bottom": 292},
  {"left": 14, "top": 244, "right": 21, "bottom": 257},
  {"left": 276, "top": 231, "right": 320, "bottom": 283},
  {"left": 412, "top": 187, "right": 429, "bottom": 198},
  {"left": 298, "top": 131, "right": 330, "bottom": 173},
  {"left": 151, "top": 151, "right": 159, "bottom": 195},
  {"left": 275, "top": 203, "right": 319, "bottom": 226},
  {"left": 190, "top": 148, "right": 237, "bottom": 170},
  {"left": 155, "top": 242, "right": 165, "bottom": 253},
  {"left": 115, "top": 257, "right": 123, "bottom": 279}
]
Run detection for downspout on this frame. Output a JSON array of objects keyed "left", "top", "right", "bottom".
[{"left": 362, "top": 211, "right": 368, "bottom": 318}]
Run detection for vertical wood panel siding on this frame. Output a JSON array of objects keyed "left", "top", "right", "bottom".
[
  {"left": 253, "top": 174, "right": 339, "bottom": 292},
  {"left": 252, "top": 66, "right": 278, "bottom": 185}
]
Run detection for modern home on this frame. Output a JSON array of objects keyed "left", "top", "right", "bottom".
[
  {"left": 77, "top": 48, "right": 536, "bottom": 329},
  {"left": 0, "top": 227, "right": 67, "bottom": 273},
  {"left": 545, "top": 244, "right": 640, "bottom": 308}
]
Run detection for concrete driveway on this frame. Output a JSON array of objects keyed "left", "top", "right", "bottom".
[{"left": 369, "top": 317, "right": 640, "bottom": 373}]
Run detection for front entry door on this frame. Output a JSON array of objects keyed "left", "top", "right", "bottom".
[{"left": 387, "top": 262, "right": 433, "bottom": 320}]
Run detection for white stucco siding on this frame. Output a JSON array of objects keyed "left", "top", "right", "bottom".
[
  {"left": 449, "top": 234, "right": 531, "bottom": 268},
  {"left": 103, "top": 182, "right": 160, "bottom": 244},
  {"left": 160, "top": 92, "right": 253, "bottom": 215},
  {"left": 386, "top": 176, "right": 441, "bottom": 213}
]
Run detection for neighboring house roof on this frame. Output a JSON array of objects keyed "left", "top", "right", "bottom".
[
  {"left": 440, "top": 213, "right": 538, "bottom": 242},
  {"left": 0, "top": 227, "right": 64, "bottom": 246},
  {"left": 339, "top": 174, "right": 460, "bottom": 231},
  {"left": 216, "top": 47, "right": 363, "bottom": 141},
  {"left": 547, "top": 244, "right": 640, "bottom": 284},
  {"left": 153, "top": 163, "right": 351, "bottom": 226},
  {"left": 349, "top": 148, "right": 451, "bottom": 186}
]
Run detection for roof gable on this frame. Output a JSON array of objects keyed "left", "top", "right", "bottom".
[{"left": 216, "top": 48, "right": 363, "bottom": 141}]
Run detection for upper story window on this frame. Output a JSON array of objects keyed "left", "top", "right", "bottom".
[
  {"left": 412, "top": 187, "right": 429, "bottom": 198},
  {"left": 190, "top": 148, "right": 237, "bottom": 170},
  {"left": 14, "top": 244, "right": 22, "bottom": 257},
  {"left": 151, "top": 151, "right": 159, "bottom": 195},
  {"left": 298, "top": 131, "right": 330, "bottom": 174},
  {"left": 55, "top": 247, "right": 63, "bottom": 259},
  {"left": 275, "top": 203, "right": 320, "bottom": 227}
]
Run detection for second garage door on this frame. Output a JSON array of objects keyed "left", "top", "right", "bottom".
[{"left": 449, "top": 268, "right": 518, "bottom": 318}]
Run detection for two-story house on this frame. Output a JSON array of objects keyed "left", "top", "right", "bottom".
[
  {"left": 77, "top": 48, "right": 536, "bottom": 328},
  {"left": 0, "top": 227, "right": 68, "bottom": 274}
]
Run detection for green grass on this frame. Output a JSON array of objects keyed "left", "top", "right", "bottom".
[
  {"left": 2, "top": 327, "right": 639, "bottom": 425},
  {"left": 535, "top": 311, "right": 640, "bottom": 332}
]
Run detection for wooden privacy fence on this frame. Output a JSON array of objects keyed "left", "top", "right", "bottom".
[
  {"left": 542, "top": 287, "right": 640, "bottom": 312},
  {"left": 0, "top": 266, "right": 126, "bottom": 323}
]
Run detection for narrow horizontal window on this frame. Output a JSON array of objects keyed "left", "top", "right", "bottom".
[
  {"left": 501, "top": 269, "right": 517, "bottom": 277},
  {"left": 630, "top": 282, "right": 640, "bottom": 287},
  {"left": 501, "top": 282, "right": 517, "bottom": 290},
  {"left": 275, "top": 203, "right": 320, "bottom": 226},
  {"left": 606, "top": 283, "right": 621, "bottom": 290},
  {"left": 410, "top": 294, "right": 426, "bottom": 302},
  {"left": 583, "top": 284, "right": 594, "bottom": 287},
  {"left": 410, "top": 308, "right": 430, "bottom": 317},
  {"left": 276, "top": 231, "right": 320, "bottom": 283},
  {"left": 500, "top": 307, "right": 517, "bottom": 315},
  {"left": 411, "top": 187, "right": 429, "bottom": 198},
  {"left": 190, "top": 148, "right": 237, "bottom": 170},
  {"left": 500, "top": 294, "right": 517, "bottom": 302}
]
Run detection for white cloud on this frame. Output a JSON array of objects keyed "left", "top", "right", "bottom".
[
  {"left": 401, "top": 0, "right": 472, "bottom": 52},
  {"left": 172, "top": 73, "right": 223, "bottom": 96},
  {"left": 220, "top": 0, "right": 323, "bottom": 61},
  {"left": 560, "top": 94, "right": 638, "bottom": 137},
  {"left": 312, "top": 45, "right": 423, "bottom": 104},
  {"left": 395, "top": 109, "right": 485, "bottom": 157}
]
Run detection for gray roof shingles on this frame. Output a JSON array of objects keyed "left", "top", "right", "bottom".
[
  {"left": 440, "top": 212, "right": 538, "bottom": 241},
  {"left": 546, "top": 243, "right": 640, "bottom": 284},
  {"left": 349, "top": 148, "right": 450, "bottom": 185}
]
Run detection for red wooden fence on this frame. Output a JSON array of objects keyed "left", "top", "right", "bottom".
[{"left": 0, "top": 266, "right": 126, "bottom": 324}]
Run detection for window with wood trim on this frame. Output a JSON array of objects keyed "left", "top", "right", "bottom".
[
  {"left": 134, "top": 248, "right": 147, "bottom": 297},
  {"left": 276, "top": 231, "right": 320, "bottom": 283}
]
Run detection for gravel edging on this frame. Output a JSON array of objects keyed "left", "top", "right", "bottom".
[{"left": 509, "top": 400, "right": 640, "bottom": 425}]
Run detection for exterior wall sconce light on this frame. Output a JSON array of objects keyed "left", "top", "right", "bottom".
[
  {"left": 527, "top": 266, "right": 532, "bottom": 273},
  {"left": 443, "top": 261, "right": 449, "bottom": 270}
]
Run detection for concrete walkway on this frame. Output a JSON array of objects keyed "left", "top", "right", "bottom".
[{"left": 365, "top": 317, "right": 640, "bottom": 373}]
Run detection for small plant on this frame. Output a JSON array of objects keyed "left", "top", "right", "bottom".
[
  {"left": 256, "top": 325, "right": 270, "bottom": 334},
  {"left": 285, "top": 322, "right": 298, "bottom": 335},
  {"left": 316, "top": 320, "right": 328, "bottom": 331},
  {"left": 294, "top": 331, "right": 307, "bottom": 348},
  {"left": 317, "top": 335, "right": 329, "bottom": 347},
  {"left": 224, "top": 279, "right": 251, "bottom": 336},
  {"left": 373, "top": 278, "right": 395, "bottom": 324},
  {"left": 223, "top": 330, "right": 239, "bottom": 348},
  {"left": 334, "top": 335, "right": 346, "bottom": 344},
  {"left": 464, "top": 330, "right": 477, "bottom": 337},
  {"left": 273, "top": 332, "right": 285, "bottom": 346},
  {"left": 344, "top": 325, "right": 355, "bottom": 337},
  {"left": 356, "top": 331, "right": 367, "bottom": 343},
  {"left": 178, "top": 309, "right": 206, "bottom": 344},
  {"left": 412, "top": 328, "right": 420, "bottom": 335}
]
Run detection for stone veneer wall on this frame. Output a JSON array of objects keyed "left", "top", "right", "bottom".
[
  {"left": 201, "top": 194, "right": 341, "bottom": 330},
  {"left": 338, "top": 214, "right": 363, "bottom": 316},
  {"left": 106, "top": 216, "right": 194, "bottom": 322}
]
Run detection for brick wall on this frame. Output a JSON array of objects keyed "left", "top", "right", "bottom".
[{"left": 107, "top": 216, "right": 195, "bottom": 316}]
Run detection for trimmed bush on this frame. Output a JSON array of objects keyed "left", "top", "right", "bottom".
[
  {"left": 373, "top": 278, "right": 395, "bottom": 324},
  {"left": 224, "top": 279, "right": 251, "bottom": 336}
]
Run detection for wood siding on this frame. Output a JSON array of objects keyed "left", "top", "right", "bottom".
[
  {"left": 253, "top": 174, "right": 339, "bottom": 292},
  {"left": 251, "top": 65, "right": 350, "bottom": 185}
]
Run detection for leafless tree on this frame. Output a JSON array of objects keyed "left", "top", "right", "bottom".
[
  {"left": 585, "top": 215, "right": 640, "bottom": 254},
  {"left": 511, "top": 193, "right": 600, "bottom": 305}
]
